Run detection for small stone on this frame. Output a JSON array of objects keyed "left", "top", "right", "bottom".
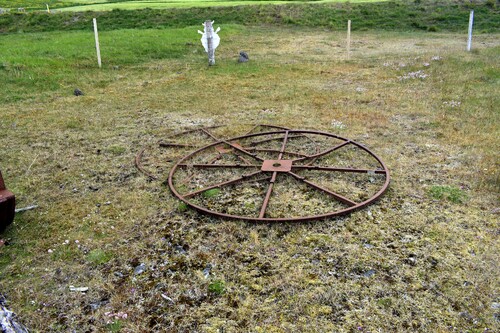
[
  {"left": 202, "top": 264, "right": 212, "bottom": 279},
  {"left": 406, "top": 255, "right": 417, "bottom": 266},
  {"left": 74, "top": 88, "right": 84, "bottom": 96},
  {"left": 114, "top": 271, "right": 124, "bottom": 278},
  {"left": 363, "top": 269, "right": 376, "bottom": 277},
  {"left": 173, "top": 245, "right": 187, "bottom": 254},
  {"left": 238, "top": 51, "right": 249, "bottom": 63},
  {"left": 134, "top": 263, "right": 147, "bottom": 275},
  {"left": 161, "top": 294, "right": 175, "bottom": 304}
]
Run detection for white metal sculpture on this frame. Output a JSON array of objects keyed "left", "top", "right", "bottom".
[{"left": 198, "top": 21, "right": 220, "bottom": 65}]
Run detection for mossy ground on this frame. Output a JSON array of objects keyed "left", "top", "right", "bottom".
[{"left": 0, "top": 26, "right": 499, "bottom": 332}]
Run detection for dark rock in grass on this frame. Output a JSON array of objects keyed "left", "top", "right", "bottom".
[
  {"left": 238, "top": 51, "right": 249, "bottom": 63},
  {"left": 74, "top": 88, "right": 84, "bottom": 96}
]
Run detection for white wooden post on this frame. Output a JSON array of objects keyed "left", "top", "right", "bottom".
[
  {"left": 347, "top": 20, "right": 351, "bottom": 60},
  {"left": 467, "top": 10, "right": 474, "bottom": 51},
  {"left": 205, "top": 20, "right": 215, "bottom": 66},
  {"left": 93, "top": 18, "right": 102, "bottom": 68},
  {"left": 46, "top": 4, "right": 50, "bottom": 13}
]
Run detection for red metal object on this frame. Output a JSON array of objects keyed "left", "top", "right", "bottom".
[
  {"left": 0, "top": 171, "right": 15, "bottom": 232},
  {"left": 168, "top": 129, "right": 390, "bottom": 222},
  {"left": 261, "top": 160, "right": 293, "bottom": 172}
]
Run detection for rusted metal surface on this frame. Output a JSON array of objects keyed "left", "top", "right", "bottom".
[
  {"left": 167, "top": 129, "right": 390, "bottom": 222},
  {"left": 135, "top": 124, "right": 291, "bottom": 180},
  {"left": 0, "top": 171, "right": 15, "bottom": 232}
]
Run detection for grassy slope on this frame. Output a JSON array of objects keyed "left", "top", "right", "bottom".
[
  {"left": 0, "top": 0, "right": 381, "bottom": 10},
  {"left": 0, "top": 1, "right": 499, "bottom": 34}
]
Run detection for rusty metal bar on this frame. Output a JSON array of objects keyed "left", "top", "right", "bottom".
[
  {"left": 182, "top": 170, "right": 262, "bottom": 199},
  {"left": 293, "top": 140, "right": 351, "bottom": 163},
  {"left": 219, "top": 140, "right": 265, "bottom": 162},
  {"left": 135, "top": 146, "right": 159, "bottom": 180},
  {"left": 177, "top": 163, "right": 260, "bottom": 169},
  {"left": 244, "top": 147, "right": 308, "bottom": 158},
  {"left": 258, "top": 173, "right": 276, "bottom": 219},
  {"left": 159, "top": 143, "right": 197, "bottom": 148},
  {"left": 258, "top": 132, "right": 289, "bottom": 218},
  {"left": 201, "top": 128, "right": 220, "bottom": 141},
  {"left": 247, "top": 134, "right": 307, "bottom": 147},
  {"left": 166, "top": 125, "right": 224, "bottom": 139},
  {"left": 288, "top": 171, "right": 357, "bottom": 206},
  {"left": 291, "top": 166, "right": 387, "bottom": 174}
]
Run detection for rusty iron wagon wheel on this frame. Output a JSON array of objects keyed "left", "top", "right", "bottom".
[{"left": 168, "top": 129, "right": 390, "bottom": 222}]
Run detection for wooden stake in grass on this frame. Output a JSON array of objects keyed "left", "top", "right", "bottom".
[
  {"left": 467, "top": 10, "right": 474, "bottom": 51},
  {"left": 93, "top": 18, "right": 102, "bottom": 68},
  {"left": 347, "top": 20, "right": 351, "bottom": 60},
  {"left": 46, "top": 4, "right": 50, "bottom": 13}
]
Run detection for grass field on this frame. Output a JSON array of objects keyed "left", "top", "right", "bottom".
[
  {"left": 0, "top": 0, "right": 382, "bottom": 11},
  {"left": 0, "top": 1, "right": 499, "bottom": 332},
  {"left": 1, "top": 1, "right": 499, "bottom": 34}
]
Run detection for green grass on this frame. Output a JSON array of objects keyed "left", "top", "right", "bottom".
[
  {"left": 86, "top": 249, "right": 113, "bottom": 265},
  {"left": 429, "top": 185, "right": 468, "bottom": 203},
  {"left": 202, "top": 188, "right": 221, "bottom": 198},
  {"left": 0, "top": 26, "right": 210, "bottom": 103},
  {"left": 1, "top": 1, "right": 499, "bottom": 34},
  {"left": 208, "top": 279, "right": 226, "bottom": 295},
  {"left": 0, "top": 0, "right": 382, "bottom": 11}
]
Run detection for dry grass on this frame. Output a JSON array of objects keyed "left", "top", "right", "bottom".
[{"left": 0, "top": 27, "right": 499, "bottom": 332}]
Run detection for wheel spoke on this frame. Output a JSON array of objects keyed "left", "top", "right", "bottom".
[
  {"left": 247, "top": 134, "right": 305, "bottom": 147},
  {"left": 166, "top": 125, "right": 224, "bottom": 139},
  {"left": 218, "top": 140, "right": 265, "bottom": 162},
  {"left": 278, "top": 131, "right": 290, "bottom": 160},
  {"left": 177, "top": 163, "right": 261, "bottom": 169},
  {"left": 244, "top": 148, "right": 308, "bottom": 158},
  {"left": 291, "top": 165, "right": 387, "bottom": 174},
  {"left": 159, "top": 142, "right": 198, "bottom": 148},
  {"left": 258, "top": 172, "right": 278, "bottom": 218},
  {"left": 183, "top": 170, "right": 262, "bottom": 199},
  {"left": 288, "top": 171, "right": 357, "bottom": 206},
  {"left": 201, "top": 128, "right": 221, "bottom": 141},
  {"left": 293, "top": 141, "right": 351, "bottom": 163}
]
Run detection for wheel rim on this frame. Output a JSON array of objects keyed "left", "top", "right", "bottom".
[{"left": 168, "top": 129, "right": 390, "bottom": 222}]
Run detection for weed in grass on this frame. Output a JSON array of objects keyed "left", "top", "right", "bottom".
[
  {"left": 208, "top": 280, "right": 225, "bottom": 295},
  {"left": 429, "top": 185, "right": 468, "bottom": 203},
  {"left": 202, "top": 188, "right": 221, "bottom": 198},
  {"left": 106, "top": 145, "right": 126, "bottom": 155},
  {"left": 86, "top": 249, "right": 112, "bottom": 265},
  {"left": 106, "top": 320, "right": 122, "bottom": 332},
  {"left": 178, "top": 202, "right": 188, "bottom": 212}
]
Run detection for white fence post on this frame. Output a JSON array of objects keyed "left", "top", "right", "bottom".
[
  {"left": 93, "top": 18, "right": 102, "bottom": 68},
  {"left": 467, "top": 10, "right": 474, "bottom": 51},
  {"left": 347, "top": 20, "right": 351, "bottom": 60}
]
